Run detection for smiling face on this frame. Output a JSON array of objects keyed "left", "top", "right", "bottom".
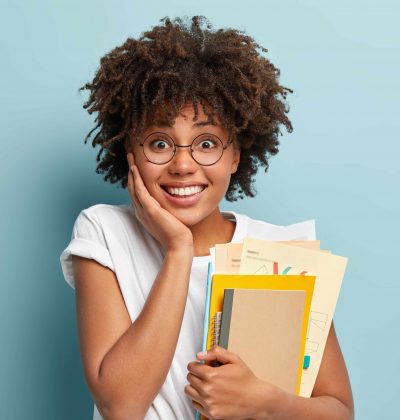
[{"left": 128, "top": 102, "right": 240, "bottom": 227}]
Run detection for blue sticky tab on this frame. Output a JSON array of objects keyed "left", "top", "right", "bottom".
[{"left": 303, "top": 355, "right": 311, "bottom": 369}]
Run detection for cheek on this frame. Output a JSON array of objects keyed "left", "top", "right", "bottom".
[
  {"left": 207, "top": 163, "right": 234, "bottom": 188},
  {"left": 135, "top": 161, "right": 160, "bottom": 189}
]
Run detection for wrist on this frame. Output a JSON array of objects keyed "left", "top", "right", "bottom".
[
  {"left": 254, "top": 380, "right": 294, "bottom": 420},
  {"left": 164, "top": 245, "right": 194, "bottom": 260}
]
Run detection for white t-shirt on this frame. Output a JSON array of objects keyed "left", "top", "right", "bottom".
[{"left": 60, "top": 203, "right": 315, "bottom": 420}]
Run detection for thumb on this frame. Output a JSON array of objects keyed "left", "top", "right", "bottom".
[{"left": 196, "top": 346, "right": 238, "bottom": 364}]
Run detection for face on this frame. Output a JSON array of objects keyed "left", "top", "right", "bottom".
[{"left": 129, "top": 103, "right": 241, "bottom": 227}]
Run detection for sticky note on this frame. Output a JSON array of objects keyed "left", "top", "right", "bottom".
[{"left": 303, "top": 355, "right": 311, "bottom": 369}]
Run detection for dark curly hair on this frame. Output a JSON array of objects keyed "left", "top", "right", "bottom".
[{"left": 80, "top": 15, "right": 293, "bottom": 201}]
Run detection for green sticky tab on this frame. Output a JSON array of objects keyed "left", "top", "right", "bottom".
[{"left": 303, "top": 355, "right": 311, "bottom": 369}]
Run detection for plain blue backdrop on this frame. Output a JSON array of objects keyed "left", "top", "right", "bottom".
[{"left": 1, "top": 1, "right": 399, "bottom": 418}]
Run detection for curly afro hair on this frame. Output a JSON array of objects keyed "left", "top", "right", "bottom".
[{"left": 80, "top": 15, "right": 293, "bottom": 201}]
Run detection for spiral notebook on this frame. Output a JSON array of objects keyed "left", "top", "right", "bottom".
[{"left": 218, "top": 288, "right": 306, "bottom": 393}]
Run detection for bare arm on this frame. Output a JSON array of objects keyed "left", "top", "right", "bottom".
[
  {"left": 72, "top": 153, "right": 197, "bottom": 418},
  {"left": 73, "top": 246, "right": 193, "bottom": 419}
]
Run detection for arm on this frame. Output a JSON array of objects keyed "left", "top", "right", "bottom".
[
  {"left": 255, "top": 321, "right": 354, "bottom": 420},
  {"left": 73, "top": 153, "right": 195, "bottom": 419},
  {"left": 73, "top": 247, "right": 193, "bottom": 419}
]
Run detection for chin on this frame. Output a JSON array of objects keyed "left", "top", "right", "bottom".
[
  {"left": 167, "top": 206, "right": 214, "bottom": 228},
  {"left": 169, "top": 211, "right": 203, "bottom": 227}
]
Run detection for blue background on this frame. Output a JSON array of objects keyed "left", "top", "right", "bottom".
[{"left": 1, "top": 1, "right": 398, "bottom": 418}]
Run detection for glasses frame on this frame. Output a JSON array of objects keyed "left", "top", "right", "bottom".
[{"left": 137, "top": 131, "right": 234, "bottom": 166}]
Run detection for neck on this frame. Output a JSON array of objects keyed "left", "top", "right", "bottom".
[{"left": 190, "top": 208, "right": 236, "bottom": 257}]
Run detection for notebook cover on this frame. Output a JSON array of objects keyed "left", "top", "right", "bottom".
[{"left": 219, "top": 288, "right": 306, "bottom": 393}]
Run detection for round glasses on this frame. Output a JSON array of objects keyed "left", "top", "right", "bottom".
[{"left": 138, "top": 132, "right": 233, "bottom": 166}]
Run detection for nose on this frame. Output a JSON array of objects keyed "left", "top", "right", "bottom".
[{"left": 167, "top": 145, "right": 198, "bottom": 175}]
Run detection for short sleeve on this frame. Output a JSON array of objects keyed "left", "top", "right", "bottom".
[{"left": 60, "top": 207, "right": 115, "bottom": 289}]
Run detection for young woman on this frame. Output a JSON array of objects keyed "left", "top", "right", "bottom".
[{"left": 60, "top": 16, "right": 354, "bottom": 420}]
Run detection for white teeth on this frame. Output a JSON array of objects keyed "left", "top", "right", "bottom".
[{"left": 166, "top": 185, "right": 205, "bottom": 196}]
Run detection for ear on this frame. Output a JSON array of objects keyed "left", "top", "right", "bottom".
[{"left": 230, "top": 146, "right": 241, "bottom": 174}]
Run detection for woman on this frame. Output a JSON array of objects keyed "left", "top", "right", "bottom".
[{"left": 60, "top": 16, "right": 354, "bottom": 419}]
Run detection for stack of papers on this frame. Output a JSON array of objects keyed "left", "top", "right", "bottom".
[{"left": 196, "top": 235, "right": 348, "bottom": 420}]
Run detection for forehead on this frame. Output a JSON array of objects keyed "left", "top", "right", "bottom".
[
  {"left": 146, "top": 100, "right": 222, "bottom": 128},
  {"left": 178, "top": 102, "right": 214, "bottom": 120}
]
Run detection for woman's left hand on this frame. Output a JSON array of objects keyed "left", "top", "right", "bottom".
[{"left": 185, "top": 346, "right": 273, "bottom": 420}]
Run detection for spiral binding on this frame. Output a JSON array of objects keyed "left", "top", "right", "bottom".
[{"left": 211, "top": 311, "right": 222, "bottom": 347}]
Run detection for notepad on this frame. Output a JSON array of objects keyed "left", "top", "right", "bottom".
[{"left": 218, "top": 288, "right": 306, "bottom": 394}]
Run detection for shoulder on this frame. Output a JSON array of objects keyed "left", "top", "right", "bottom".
[
  {"left": 79, "top": 203, "right": 132, "bottom": 220},
  {"left": 71, "top": 203, "right": 145, "bottom": 245},
  {"left": 74, "top": 203, "right": 136, "bottom": 231},
  {"left": 76, "top": 203, "right": 159, "bottom": 250}
]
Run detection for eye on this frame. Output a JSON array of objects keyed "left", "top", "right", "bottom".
[
  {"left": 148, "top": 139, "right": 173, "bottom": 151},
  {"left": 197, "top": 138, "right": 218, "bottom": 149}
]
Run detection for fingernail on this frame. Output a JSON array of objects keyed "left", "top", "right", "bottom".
[{"left": 197, "top": 351, "right": 207, "bottom": 358}]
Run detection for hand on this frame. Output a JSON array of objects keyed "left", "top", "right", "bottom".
[
  {"left": 185, "top": 346, "right": 274, "bottom": 420},
  {"left": 127, "top": 152, "right": 193, "bottom": 253}
]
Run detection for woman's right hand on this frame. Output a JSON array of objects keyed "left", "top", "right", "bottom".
[{"left": 127, "top": 152, "right": 194, "bottom": 254}]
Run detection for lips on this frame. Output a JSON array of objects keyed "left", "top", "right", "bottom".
[
  {"left": 161, "top": 182, "right": 208, "bottom": 194},
  {"left": 162, "top": 185, "right": 206, "bottom": 197},
  {"left": 160, "top": 183, "right": 208, "bottom": 188},
  {"left": 160, "top": 184, "right": 208, "bottom": 206}
]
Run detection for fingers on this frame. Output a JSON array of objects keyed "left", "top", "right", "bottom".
[
  {"left": 187, "top": 361, "right": 214, "bottom": 381},
  {"left": 196, "top": 346, "right": 240, "bottom": 365},
  {"left": 190, "top": 400, "right": 205, "bottom": 417},
  {"left": 187, "top": 371, "right": 203, "bottom": 390},
  {"left": 184, "top": 383, "right": 205, "bottom": 413}
]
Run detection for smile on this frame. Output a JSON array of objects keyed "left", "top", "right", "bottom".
[
  {"left": 160, "top": 184, "right": 208, "bottom": 207},
  {"left": 163, "top": 185, "right": 206, "bottom": 197}
]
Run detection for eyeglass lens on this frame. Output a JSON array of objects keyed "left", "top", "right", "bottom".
[{"left": 142, "top": 133, "right": 225, "bottom": 165}]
